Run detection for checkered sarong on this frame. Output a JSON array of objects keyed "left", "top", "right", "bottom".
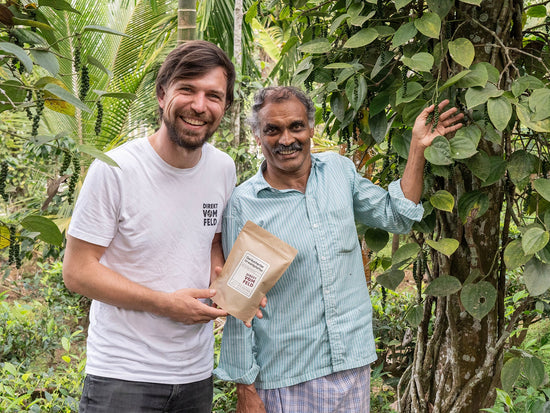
[{"left": 256, "top": 365, "right": 371, "bottom": 413}]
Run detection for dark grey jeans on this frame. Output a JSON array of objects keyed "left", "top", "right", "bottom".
[{"left": 79, "top": 374, "right": 213, "bottom": 413}]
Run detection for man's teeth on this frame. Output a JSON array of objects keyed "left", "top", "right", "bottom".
[
  {"left": 279, "top": 149, "right": 296, "bottom": 154},
  {"left": 182, "top": 117, "right": 206, "bottom": 126}
]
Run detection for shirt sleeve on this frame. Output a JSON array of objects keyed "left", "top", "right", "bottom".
[
  {"left": 67, "top": 159, "right": 121, "bottom": 246},
  {"left": 214, "top": 314, "right": 260, "bottom": 384},
  {"left": 214, "top": 197, "right": 261, "bottom": 384},
  {"left": 349, "top": 158, "right": 424, "bottom": 234}
]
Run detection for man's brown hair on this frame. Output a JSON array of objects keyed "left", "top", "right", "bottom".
[{"left": 156, "top": 40, "right": 235, "bottom": 117}]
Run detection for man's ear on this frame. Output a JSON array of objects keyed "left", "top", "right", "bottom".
[
  {"left": 254, "top": 135, "right": 261, "bottom": 146},
  {"left": 157, "top": 87, "right": 166, "bottom": 109}
]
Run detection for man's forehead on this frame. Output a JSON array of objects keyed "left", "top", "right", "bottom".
[
  {"left": 259, "top": 96, "right": 307, "bottom": 118},
  {"left": 169, "top": 71, "right": 227, "bottom": 91}
]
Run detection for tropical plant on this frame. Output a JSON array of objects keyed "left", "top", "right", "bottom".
[
  {"left": 0, "top": 262, "right": 88, "bottom": 412},
  {"left": 250, "top": 0, "right": 550, "bottom": 411},
  {"left": 197, "top": 0, "right": 264, "bottom": 180},
  {"left": 0, "top": 0, "right": 180, "bottom": 268}
]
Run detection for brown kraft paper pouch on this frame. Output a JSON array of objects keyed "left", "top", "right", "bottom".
[{"left": 210, "top": 220, "right": 298, "bottom": 323}]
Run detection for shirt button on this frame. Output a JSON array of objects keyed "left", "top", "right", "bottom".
[
  {"left": 321, "top": 256, "right": 326, "bottom": 261},
  {"left": 313, "top": 223, "right": 319, "bottom": 228}
]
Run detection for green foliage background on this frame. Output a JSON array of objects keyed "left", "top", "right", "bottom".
[{"left": 1, "top": 0, "right": 550, "bottom": 411}]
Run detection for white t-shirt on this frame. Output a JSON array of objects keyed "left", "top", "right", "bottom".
[{"left": 68, "top": 138, "right": 236, "bottom": 384}]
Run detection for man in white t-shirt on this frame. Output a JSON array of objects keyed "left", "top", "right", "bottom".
[{"left": 63, "top": 40, "right": 259, "bottom": 413}]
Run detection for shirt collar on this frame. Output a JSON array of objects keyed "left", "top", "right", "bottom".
[{"left": 250, "top": 153, "right": 327, "bottom": 195}]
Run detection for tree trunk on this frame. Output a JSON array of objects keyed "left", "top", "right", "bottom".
[
  {"left": 231, "top": 0, "right": 243, "bottom": 147},
  {"left": 178, "top": 0, "right": 196, "bottom": 42},
  {"left": 399, "top": 1, "right": 524, "bottom": 411}
]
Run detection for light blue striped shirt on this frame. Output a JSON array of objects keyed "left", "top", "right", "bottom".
[{"left": 215, "top": 151, "right": 423, "bottom": 389}]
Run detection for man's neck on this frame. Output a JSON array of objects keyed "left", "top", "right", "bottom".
[
  {"left": 148, "top": 126, "right": 202, "bottom": 169},
  {"left": 262, "top": 160, "right": 312, "bottom": 194}
]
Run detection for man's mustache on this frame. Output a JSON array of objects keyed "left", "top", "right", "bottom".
[{"left": 274, "top": 142, "right": 302, "bottom": 154}]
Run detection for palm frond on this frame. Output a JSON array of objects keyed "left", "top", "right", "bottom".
[{"left": 38, "top": 0, "right": 178, "bottom": 151}]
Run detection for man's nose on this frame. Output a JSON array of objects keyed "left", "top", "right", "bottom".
[
  {"left": 190, "top": 93, "right": 206, "bottom": 113},
  {"left": 279, "top": 128, "right": 294, "bottom": 146}
]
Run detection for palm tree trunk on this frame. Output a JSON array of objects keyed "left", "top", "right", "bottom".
[
  {"left": 231, "top": 0, "right": 243, "bottom": 146},
  {"left": 178, "top": 0, "right": 196, "bottom": 42}
]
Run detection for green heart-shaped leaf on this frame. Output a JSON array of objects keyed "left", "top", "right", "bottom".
[
  {"left": 458, "top": 190, "right": 489, "bottom": 223},
  {"left": 507, "top": 150, "right": 537, "bottom": 186},
  {"left": 402, "top": 52, "right": 434, "bottom": 72},
  {"left": 456, "top": 64, "right": 488, "bottom": 88},
  {"left": 429, "top": 190, "right": 455, "bottom": 212},
  {"left": 21, "top": 215, "right": 63, "bottom": 246},
  {"left": 533, "top": 178, "right": 550, "bottom": 202},
  {"left": 413, "top": 212, "right": 436, "bottom": 234},
  {"left": 364, "top": 227, "right": 390, "bottom": 252},
  {"left": 465, "top": 83, "right": 503, "bottom": 109},
  {"left": 439, "top": 70, "right": 471, "bottom": 92},
  {"left": 524, "top": 356, "right": 545, "bottom": 388},
  {"left": 448, "top": 38, "right": 475, "bottom": 68},
  {"left": 449, "top": 132, "right": 479, "bottom": 160},
  {"left": 414, "top": 12, "right": 441, "bottom": 38},
  {"left": 299, "top": 38, "right": 332, "bottom": 54},
  {"left": 44, "top": 83, "right": 91, "bottom": 113},
  {"left": 424, "top": 136, "right": 453, "bottom": 165},
  {"left": 504, "top": 239, "right": 533, "bottom": 269},
  {"left": 536, "top": 241, "right": 550, "bottom": 264},
  {"left": 426, "top": 238, "right": 460, "bottom": 256},
  {"left": 346, "top": 75, "right": 367, "bottom": 111},
  {"left": 464, "top": 151, "right": 491, "bottom": 181},
  {"left": 369, "top": 110, "right": 388, "bottom": 143},
  {"left": 501, "top": 357, "right": 522, "bottom": 392},
  {"left": 392, "top": 22, "right": 417, "bottom": 48},
  {"left": 371, "top": 51, "right": 394, "bottom": 78},
  {"left": 524, "top": 258, "right": 550, "bottom": 296},
  {"left": 512, "top": 75, "right": 544, "bottom": 97},
  {"left": 30, "top": 49, "right": 59, "bottom": 76},
  {"left": 377, "top": 269, "right": 405, "bottom": 291},
  {"left": 516, "top": 102, "right": 550, "bottom": 133},
  {"left": 481, "top": 156, "right": 507, "bottom": 187},
  {"left": 396, "top": 82, "right": 424, "bottom": 105},
  {"left": 393, "top": 242, "right": 421, "bottom": 266},
  {"left": 529, "top": 88, "right": 550, "bottom": 121},
  {"left": 406, "top": 304, "right": 424, "bottom": 327},
  {"left": 424, "top": 275, "right": 462, "bottom": 296},
  {"left": 522, "top": 227, "right": 549, "bottom": 255},
  {"left": 78, "top": 145, "right": 119, "bottom": 167},
  {"left": 0, "top": 42, "right": 33, "bottom": 72},
  {"left": 460, "top": 281, "right": 497, "bottom": 320},
  {"left": 344, "top": 28, "right": 379, "bottom": 48},
  {"left": 487, "top": 96, "right": 513, "bottom": 131},
  {"left": 426, "top": 0, "right": 453, "bottom": 17}
]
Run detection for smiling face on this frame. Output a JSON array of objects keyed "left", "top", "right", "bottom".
[
  {"left": 158, "top": 66, "right": 227, "bottom": 150},
  {"left": 256, "top": 95, "right": 314, "bottom": 185}
]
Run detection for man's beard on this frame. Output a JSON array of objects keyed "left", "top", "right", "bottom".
[{"left": 163, "top": 113, "right": 214, "bottom": 150}]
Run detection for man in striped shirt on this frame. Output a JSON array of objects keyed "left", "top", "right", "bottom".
[{"left": 215, "top": 86, "right": 463, "bottom": 412}]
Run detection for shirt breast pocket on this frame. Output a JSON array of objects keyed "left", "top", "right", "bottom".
[{"left": 328, "top": 207, "right": 358, "bottom": 254}]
